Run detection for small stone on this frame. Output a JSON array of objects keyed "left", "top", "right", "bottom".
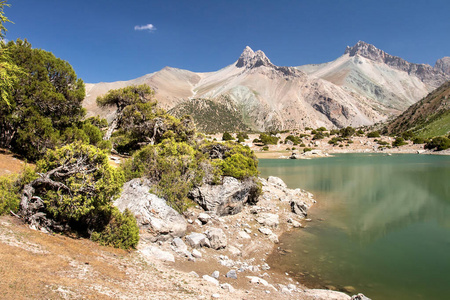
[
  {"left": 189, "top": 271, "right": 200, "bottom": 278},
  {"left": 258, "top": 227, "right": 273, "bottom": 235},
  {"left": 268, "top": 234, "right": 279, "bottom": 244},
  {"left": 226, "top": 270, "right": 238, "bottom": 279},
  {"left": 192, "top": 249, "right": 202, "bottom": 258},
  {"left": 220, "top": 283, "right": 235, "bottom": 293},
  {"left": 238, "top": 231, "right": 251, "bottom": 239},
  {"left": 198, "top": 213, "right": 210, "bottom": 224},
  {"left": 205, "top": 228, "right": 227, "bottom": 250},
  {"left": 203, "top": 275, "right": 219, "bottom": 286},
  {"left": 228, "top": 245, "right": 241, "bottom": 256},
  {"left": 287, "top": 284, "right": 296, "bottom": 291},
  {"left": 211, "top": 271, "right": 220, "bottom": 279},
  {"left": 195, "top": 219, "right": 203, "bottom": 226},
  {"left": 244, "top": 228, "right": 252, "bottom": 234},
  {"left": 211, "top": 293, "right": 220, "bottom": 298}
]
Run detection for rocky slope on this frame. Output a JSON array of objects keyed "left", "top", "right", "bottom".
[
  {"left": 298, "top": 41, "right": 450, "bottom": 113},
  {"left": 83, "top": 42, "right": 449, "bottom": 132},
  {"left": 385, "top": 80, "right": 450, "bottom": 137}
]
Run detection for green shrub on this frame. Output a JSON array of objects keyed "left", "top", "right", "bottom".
[
  {"left": 330, "top": 129, "right": 339, "bottom": 135},
  {"left": 91, "top": 208, "right": 139, "bottom": 249},
  {"left": 303, "top": 147, "right": 312, "bottom": 153},
  {"left": 312, "top": 132, "right": 325, "bottom": 140},
  {"left": 425, "top": 137, "right": 450, "bottom": 151},
  {"left": 392, "top": 137, "right": 407, "bottom": 147},
  {"left": 340, "top": 126, "right": 355, "bottom": 138},
  {"left": 377, "top": 140, "right": 389, "bottom": 146},
  {"left": 0, "top": 165, "right": 37, "bottom": 215},
  {"left": 259, "top": 133, "right": 279, "bottom": 145},
  {"left": 222, "top": 132, "right": 234, "bottom": 141},
  {"left": 367, "top": 131, "right": 381, "bottom": 138},
  {"left": 262, "top": 145, "right": 269, "bottom": 151},
  {"left": 284, "top": 135, "right": 301, "bottom": 145},
  {"left": 220, "top": 153, "right": 258, "bottom": 179},
  {"left": 413, "top": 137, "right": 426, "bottom": 144},
  {"left": 236, "top": 132, "right": 249, "bottom": 143},
  {"left": 317, "top": 127, "right": 327, "bottom": 132}
]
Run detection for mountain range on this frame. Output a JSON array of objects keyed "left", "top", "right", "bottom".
[{"left": 83, "top": 41, "right": 450, "bottom": 132}]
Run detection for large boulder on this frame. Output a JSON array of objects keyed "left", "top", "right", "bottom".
[
  {"left": 189, "top": 176, "right": 260, "bottom": 216},
  {"left": 290, "top": 199, "right": 309, "bottom": 217},
  {"left": 114, "top": 178, "right": 187, "bottom": 241}
]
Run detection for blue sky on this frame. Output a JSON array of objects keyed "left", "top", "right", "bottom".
[{"left": 4, "top": 0, "right": 450, "bottom": 83}]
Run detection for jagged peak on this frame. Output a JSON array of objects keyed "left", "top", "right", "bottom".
[
  {"left": 236, "top": 46, "right": 273, "bottom": 68},
  {"left": 435, "top": 57, "right": 450, "bottom": 75},
  {"left": 344, "top": 41, "right": 387, "bottom": 62}
]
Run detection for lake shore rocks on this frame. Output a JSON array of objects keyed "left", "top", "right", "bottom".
[
  {"left": 122, "top": 175, "right": 369, "bottom": 299},
  {"left": 189, "top": 176, "right": 260, "bottom": 216},
  {"left": 114, "top": 178, "right": 187, "bottom": 241}
]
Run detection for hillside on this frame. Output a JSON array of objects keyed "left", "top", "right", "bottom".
[
  {"left": 385, "top": 81, "right": 450, "bottom": 138},
  {"left": 83, "top": 42, "right": 449, "bottom": 132}
]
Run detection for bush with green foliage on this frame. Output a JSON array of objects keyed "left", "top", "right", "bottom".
[
  {"left": 340, "top": 126, "right": 355, "bottom": 138},
  {"left": 222, "top": 131, "right": 234, "bottom": 141},
  {"left": 328, "top": 137, "right": 344, "bottom": 145},
  {"left": 413, "top": 137, "right": 427, "bottom": 144},
  {"left": 377, "top": 140, "right": 389, "bottom": 146},
  {"left": 1, "top": 39, "right": 86, "bottom": 161},
  {"left": 19, "top": 142, "right": 138, "bottom": 249},
  {"left": 303, "top": 147, "right": 312, "bottom": 153},
  {"left": 312, "top": 132, "right": 325, "bottom": 140},
  {"left": 236, "top": 132, "right": 248, "bottom": 143},
  {"left": 392, "top": 137, "right": 408, "bottom": 147},
  {"left": 123, "top": 139, "right": 259, "bottom": 213},
  {"left": 259, "top": 133, "right": 279, "bottom": 145},
  {"left": 284, "top": 135, "right": 301, "bottom": 145},
  {"left": 91, "top": 208, "right": 139, "bottom": 249},
  {"left": 317, "top": 127, "right": 327, "bottom": 132},
  {"left": 425, "top": 137, "right": 450, "bottom": 151},
  {"left": 329, "top": 129, "right": 339, "bottom": 135},
  {"left": 0, "top": 165, "right": 36, "bottom": 215},
  {"left": 367, "top": 131, "right": 381, "bottom": 138}
]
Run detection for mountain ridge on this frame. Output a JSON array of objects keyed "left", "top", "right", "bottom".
[{"left": 83, "top": 42, "right": 449, "bottom": 132}]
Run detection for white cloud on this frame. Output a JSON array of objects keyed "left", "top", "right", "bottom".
[{"left": 134, "top": 24, "right": 156, "bottom": 32}]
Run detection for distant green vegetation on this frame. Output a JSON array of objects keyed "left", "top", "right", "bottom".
[
  {"left": 258, "top": 133, "right": 279, "bottom": 145},
  {"left": 425, "top": 136, "right": 450, "bottom": 151},
  {"left": 367, "top": 131, "right": 381, "bottom": 138},
  {"left": 284, "top": 135, "right": 301, "bottom": 145},
  {"left": 169, "top": 96, "right": 251, "bottom": 133}
]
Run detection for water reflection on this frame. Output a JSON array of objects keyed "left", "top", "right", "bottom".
[{"left": 259, "top": 155, "right": 450, "bottom": 300}]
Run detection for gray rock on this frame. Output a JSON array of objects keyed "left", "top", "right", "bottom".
[
  {"left": 247, "top": 276, "right": 269, "bottom": 286},
  {"left": 351, "top": 293, "right": 371, "bottom": 300},
  {"left": 203, "top": 275, "right": 219, "bottom": 286},
  {"left": 114, "top": 179, "right": 187, "bottom": 241},
  {"left": 185, "top": 232, "right": 211, "bottom": 249},
  {"left": 171, "top": 237, "right": 188, "bottom": 252},
  {"left": 211, "top": 294, "right": 220, "bottom": 299},
  {"left": 211, "top": 270, "right": 220, "bottom": 279},
  {"left": 228, "top": 245, "right": 241, "bottom": 256},
  {"left": 238, "top": 230, "right": 251, "bottom": 239},
  {"left": 267, "top": 176, "right": 287, "bottom": 188},
  {"left": 192, "top": 249, "right": 202, "bottom": 258},
  {"left": 256, "top": 213, "right": 279, "bottom": 227},
  {"left": 268, "top": 234, "right": 279, "bottom": 244},
  {"left": 220, "top": 283, "right": 235, "bottom": 293},
  {"left": 205, "top": 228, "right": 227, "bottom": 250},
  {"left": 197, "top": 213, "right": 211, "bottom": 224},
  {"left": 226, "top": 270, "right": 238, "bottom": 279},
  {"left": 189, "top": 271, "right": 200, "bottom": 278},
  {"left": 140, "top": 245, "right": 175, "bottom": 262},
  {"left": 290, "top": 199, "right": 308, "bottom": 217},
  {"left": 258, "top": 227, "right": 273, "bottom": 235},
  {"left": 189, "top": 177, "right": 260, "bottom": 216}
]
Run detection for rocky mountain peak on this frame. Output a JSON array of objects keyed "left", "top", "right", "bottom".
[
  {"left": 435, "top": 57, "right": 450, "bottom": 75},
  {"left": 344, "top": 41, "right": 449, "bottom": 87},
  {"left": 236, "top": 46, "right": 273, "bottom": 68},
  {"left": 344, "top": 41, "right": 387, "bottom": 62}
]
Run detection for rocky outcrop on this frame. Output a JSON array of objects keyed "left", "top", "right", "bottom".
[
  {"left": 189, "top": 176, "right": 260, "bottom": 216},
  {"left": 114, "top": 178, "right": 187, "bottom": 241},
  {"left": 435, "top": 57, "right": 450, "bottom": 75},
  {"left": 345, "top": 41, "right": 449, "bottom": 87}
]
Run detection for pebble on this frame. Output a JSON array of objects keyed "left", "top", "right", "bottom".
[
  {"left": 211, "top": 271, "right": 220, "bottom": 279},
  {"left": 226, "top": 270, "right": 238, "bottom": 279},
  {"left": 211, "top": 294, "right": 220, "bottom": 298}
]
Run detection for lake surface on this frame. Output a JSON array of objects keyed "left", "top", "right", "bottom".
[{"left": 259, "top": 154, "right": 450, "bottom": 300}]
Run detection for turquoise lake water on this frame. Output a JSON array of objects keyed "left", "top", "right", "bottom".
[{"left": 259, "top": 154, "right": 450, "bottom": 300}]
